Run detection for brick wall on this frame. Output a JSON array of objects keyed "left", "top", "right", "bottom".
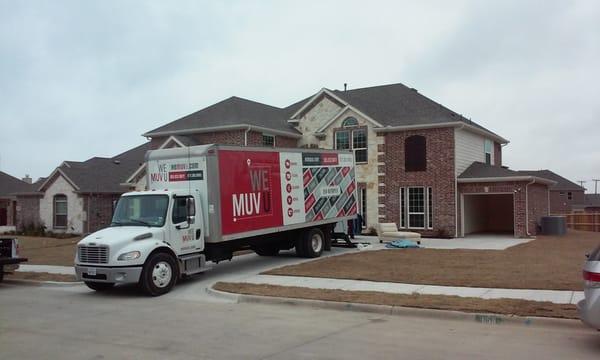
[
  {"left": 549, "top": 189, "right": 584, "bottom": 214},
  {"left": 82, "top": 194, "right": 121, "bottom": 233},
  {"left": 149, "top": 131, "right": 298, "bottom": 149},
  {"left": 494, "top": 142, "right": 502, "bottom": 166},
  {"left": 527, "top": 183, "right": 550, "bottom": 234},
  {"left": 380, "top": 127, "right": 456, "bottom": 237},
  {"left": 15, "top": 195, "right": 42, "bottom": 230}
]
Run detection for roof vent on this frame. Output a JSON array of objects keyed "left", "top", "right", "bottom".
[
  {"left": 22, "top": 174, "right": 32, "bottom": 184},
  {"left": 113, "top": 160, "right": 121, "bottom": 165},
  {"left": 411, "top": 88, "right": 418, "bottom": 92},
  {"left": 344, "top": 83, "right": 347, "bottom": 92}
]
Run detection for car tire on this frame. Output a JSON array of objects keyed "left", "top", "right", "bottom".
[
  {"left": 140, "top": 252, "right": 178, "bottom": 296},
  {"left": 302, "top": 228, "right": 324, "bottom": 258},
  {"left": 84, "top": 281, "right": 115, "bottom": 291}
]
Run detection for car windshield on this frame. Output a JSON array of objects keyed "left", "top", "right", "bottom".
[{"left": 111, "top": 195, "right": 169, "bottom": 227}]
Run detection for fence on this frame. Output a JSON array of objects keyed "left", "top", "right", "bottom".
[{"left": 560, "top": 213, "right": 600, "bottom": 232}]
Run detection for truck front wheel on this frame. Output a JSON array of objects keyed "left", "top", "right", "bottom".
[
  {"left": 301, "top": 228, "right": 324, "bottom": 258},
  {"left": 140, "top": 252, "right": 178, "bottom": 296},
  {"left": 84, "top": 281, "right": 114, "bottom": 291}
]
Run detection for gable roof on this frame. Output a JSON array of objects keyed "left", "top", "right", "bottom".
[
  {"left": 517, "top": 170, "right": 585, "bottom": 192},
  {"left": 143, "top": 96, "right": 301, "bottom": 138},
  {"left": 39, "top": 142, "right": 151, "bottom": 194},
  {"left": 458, "top": 162, "right": 556, "bottom": 185},
  {"left": 583, "top": 194, "right": 600, "bottom": 207},
  {"left": 0, "top": 171, "right": 35, "bottom": 197}
]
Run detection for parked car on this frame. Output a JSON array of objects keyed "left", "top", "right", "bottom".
[
  {"left": 577, "top": 244, "right": 600, "bottom": 330},
  {"left": 0, "top": 238, "right": 28, "bottom": 282}
]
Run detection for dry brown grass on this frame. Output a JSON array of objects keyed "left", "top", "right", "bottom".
[
  {"left": 5, "top": 271, "right": 77, "bottom": 282},
  {"left": 13, "top": 235, "right": 82, "bottom": 266},
  {"left": 214, "top": 282, "right": 578, "bottom": 319},
  {"left": 265, "top": 230, "right": 600, "bottom": 291}
]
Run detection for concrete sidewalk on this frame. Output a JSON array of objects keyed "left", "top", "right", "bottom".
[{"left": 236, "top": 274, "right": 584, "bottom": 305}]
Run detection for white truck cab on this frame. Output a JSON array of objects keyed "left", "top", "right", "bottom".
[{"left": 75, "top": 189, "right": 206, "bottom": 295}]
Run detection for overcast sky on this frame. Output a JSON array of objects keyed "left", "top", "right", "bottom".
[{"left": 0, "top": 0, "right": 598, "bottom": 190}]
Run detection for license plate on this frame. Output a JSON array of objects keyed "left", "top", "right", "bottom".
[{"left": 87, "top": 268, "right": 97, "bottom": 276}]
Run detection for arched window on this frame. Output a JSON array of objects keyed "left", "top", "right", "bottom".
[
  {"left": 53, "top": 194, "right": 68, "bottom": 228},
  {"left": 405, "top": 135, "right": 426, "bottom": 171},
  {"left": 342, "top": 117, "right": 358, "bottom": 127}
]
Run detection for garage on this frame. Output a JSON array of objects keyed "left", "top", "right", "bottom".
[{"left": 462, "top": 193, "right": 514, "bottom": 236}]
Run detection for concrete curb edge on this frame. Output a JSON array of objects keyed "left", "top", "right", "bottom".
[
  {"left": 3, "top": 279, "right": 83, "bottom": 287},
  {"left": 208, "top": 286, "right": 584, "bottom": 330}
]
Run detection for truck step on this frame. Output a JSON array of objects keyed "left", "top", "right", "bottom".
[{"left": 179, "top": 253, "right": 211, "bottom": 276}]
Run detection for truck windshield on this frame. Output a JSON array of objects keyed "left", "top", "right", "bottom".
[{"left": 111, "top": 195, "right": 169, "bottom": 227}]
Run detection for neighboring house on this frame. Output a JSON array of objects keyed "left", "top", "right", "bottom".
[
  {"left": 125, "top": 83, "right": 554, "bottom": 238},
  {"left": 15, "top": 142, "right": 150, "bottom": 234},
  {"left": 518, "top": 170, "right": 585, "bottom": 214},
  {"left": 0, "top": 171, "right": 34, "bottom": 232},
  {"left": 573, "top": 194, "right": 600, "bottom": 213}
]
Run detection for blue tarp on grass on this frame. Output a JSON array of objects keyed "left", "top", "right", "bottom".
[{"left": 385, "top": 240, "right": 420, "bottom": 249}]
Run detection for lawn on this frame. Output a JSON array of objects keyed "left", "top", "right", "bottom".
[
  {"left": 264, "top": 230, "right": 600, "bottom": 291},
  {"left": 15, "top": 235, "right": 81, "bottom": 266},
  {"left": 214, "top": 282, "right": 578, "bottom": 319}
]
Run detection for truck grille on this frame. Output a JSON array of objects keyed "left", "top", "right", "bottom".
[{"left": 78, "top": 245, "right": 109, "bottom": 264}]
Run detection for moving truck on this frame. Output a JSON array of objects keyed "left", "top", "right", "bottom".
[{"left": 75, "top": 145, "right": 357, "bottom": 295}]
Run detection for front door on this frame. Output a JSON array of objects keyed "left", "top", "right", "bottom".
[{"left": 169, "top": 195, "right": 203, "bottom": 254}]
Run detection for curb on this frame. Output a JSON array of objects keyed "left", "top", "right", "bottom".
[
  {"left": 208, "top": 286, "right": 584, "bottom": 330},
  {"left": 3, "top": 279, "right": 83, "bottom": 287}
]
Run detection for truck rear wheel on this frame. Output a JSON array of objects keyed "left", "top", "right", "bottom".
[
  {"left": 140, "top": 252, "right": 178, "bottom": 296},
  {"left": 84, "top": 281, "right": 114, "bottom": 291},
  {"left": 300, "top": 228, "right": 324, "bottom": 258}
]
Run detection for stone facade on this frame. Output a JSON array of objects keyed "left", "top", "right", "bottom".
[
  {"left": 15, "top": 195, "right": 42, "bottom": 230},
  {"left": 40, "top": 175, "right": 86, "bottom": 233},
  {"left": 380, "top": 128, "right": 457, "bottom": 237}
]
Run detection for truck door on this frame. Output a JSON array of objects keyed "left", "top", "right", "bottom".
[{"left": 170, "top": 195, "right": 203, "bottom": 254}]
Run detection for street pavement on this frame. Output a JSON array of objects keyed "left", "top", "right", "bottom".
[{"left": 1, "top": 281, "right": 598, "bottom": 360}]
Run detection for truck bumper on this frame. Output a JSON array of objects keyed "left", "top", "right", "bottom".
[{"left": 75, "top": 265, "right": 142, "bottom": 284}]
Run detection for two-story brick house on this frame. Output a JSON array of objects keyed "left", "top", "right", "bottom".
[{"left": 126, "top": 83, "right": 553, "bottom": 238}]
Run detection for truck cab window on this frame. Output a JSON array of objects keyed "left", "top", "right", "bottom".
[{"left": 172, "top": 196, "right": 191, "bottom": 224}]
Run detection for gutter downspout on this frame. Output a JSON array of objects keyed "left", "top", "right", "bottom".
[
  {"left": 525, "top": 179, "right": 536, "bottom": 237},
  {"left": 244, "top": 126, "right": 251, "bottom": 146},
  {"left": 455, "top": 124, "right": 465, "bottom": 238}
]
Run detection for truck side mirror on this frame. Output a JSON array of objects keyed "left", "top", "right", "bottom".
[{"left": 186, "top": 197, "right": 196, "bottom": 225}]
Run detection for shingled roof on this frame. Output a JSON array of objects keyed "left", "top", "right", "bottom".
[
  {"left": 0, "top": 171, "right": 34, "bottom": 197},
  {"left": 517, "top": 170, "right": 585, "bottom": 192},
  {"left": 458, "top": 162, "right": 556, "bottom": 185},
  {"left": 143, "top": 96, "right": 301, "bottom": 137},
  {"left": 39, "top": 142, "right": 151, "bottom": 194},
  {"left": 141, "top": 83, "right": 505, "bottom": 143}
]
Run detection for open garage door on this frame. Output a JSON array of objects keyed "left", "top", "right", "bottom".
[{"left": 462, "top": 194, "right": 514, "bottom": 236}]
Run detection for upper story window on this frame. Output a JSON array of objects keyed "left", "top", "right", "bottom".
[
  {"left": 484, "top": 139, "right": 493, "bottom": 165},
  {"left": 335, "top": 127, "right": 368, "bottom": 163},
  {"left": 262, "top": 134, "right": 275, "bottom": 147},
  {"left": 342, "top": 116, "right": 359, "bottom": 127},
  {"left": 53, "top": 194, "right": 67, "bottom": 228},
  {"left": 568, "top": 192, "right": 573, "bottom": 200},
  {"left": 405, "top": 135, "right": 426, "bottom": 172}
]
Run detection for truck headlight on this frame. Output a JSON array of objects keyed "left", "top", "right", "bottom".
[{"left": 117, "top": 251, "right": 141, "bottom": 261}]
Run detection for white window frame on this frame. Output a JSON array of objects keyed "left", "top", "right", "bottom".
[
  {"left": 399, "top": 187, "right": 433, "bottom": 229},
  {"left": 335, "top": 128, "right": 368, "bottom": 164},
  {"left": 53, "top": 194, "right": 68, "bottom": 229},
  {"left": 262, "top": 133, "right": 275, "bottom": 147},
  {"left": 484, "top": 139, "right": 493, "bottom": 165}
]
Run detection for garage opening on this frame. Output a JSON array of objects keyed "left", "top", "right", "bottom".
[{"left": 463, "top": 194, "right": 514, "bottom": 236}]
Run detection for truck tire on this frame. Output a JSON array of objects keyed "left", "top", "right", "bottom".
[
  {"left": 301, "top": 228, "right": 324, "bottom": 258},
  {"left": 84, "top": 281, "right": 114, "bottom": 291},
  {"left": 140, "top": 252, "right": 178, "bottom": 296},
  {"left": 254, "top": 245, "right": 280, "bottom": 256},
  {"left": 0, "top": 268, "right": 4, "bottom": 283}
]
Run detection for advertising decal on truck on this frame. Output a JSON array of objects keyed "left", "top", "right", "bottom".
[{"left": 219, "top": 150, "right": 356, "bottom": 235}]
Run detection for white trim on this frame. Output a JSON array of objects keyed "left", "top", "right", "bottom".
[
  {"left": 124, "top": 164, "right": 147, "bottom": 184},
  {"left": 37, "top": 168, "right": 80, "bottom": 192},
  {"left": 458, "top": 176, "right": 556, "bottom": 186},
  {"left": 374, "top": 122, "right": 509, "bottom": 144},
  {"left": 125, "top": 135, "right": 186, "bottom": 184},
  {"left": 143, "top": 124, "right": 302, "bottom": 139},
  {"left": 159, "top": 135, "right": 186, "bottom": 149}
]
